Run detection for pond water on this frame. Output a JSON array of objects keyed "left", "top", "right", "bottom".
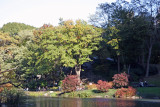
[{"left": 2, "top": 97, "right": 160, "bottom": 107}]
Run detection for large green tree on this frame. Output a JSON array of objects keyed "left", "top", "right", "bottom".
[{"left": 32, "top": 20, "right": 102, "bottom": 80}]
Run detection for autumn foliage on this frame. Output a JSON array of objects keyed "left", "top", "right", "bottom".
[
  {"left": 112, "top": 72, "right": 129, "bottom": 88},
  {"left": 115, "top": 86, "right": 136, "bottom": 98},
  {"left": 62, "top": 75, "right": 80, "bottom": 92},
  {"left": 96, "top": 80, "right": 112, "bottom": 92},
  {"left": 86, "top": 83, "right": 97, "bottom": 90},
  {"left": 0, "top": 83, "right": 13, "bottom": 93}
]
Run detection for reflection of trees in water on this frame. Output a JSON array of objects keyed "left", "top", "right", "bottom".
[
  {"left": 35, "top": 97, "right": 60, "bottom": 107},
  {"left": 93, "top": 99, "right": 135, "bottom": 107},
  {"left": 94, "top": 99, "right": 110, "bottom": 107},
  {"left": 29, "top": 97, "right": 159, "bottom": 107},
  {"left": 116, "top": 100, "right": 136, "bottom": 107},
  {"left": 34, "top": 98, "right": 136, "bottom": 107},
  {"left": 60, "top": 98, "right": 82, "bottom": 107}
]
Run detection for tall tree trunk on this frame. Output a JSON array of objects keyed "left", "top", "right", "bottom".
[
  {"left": 128, "top": 64, "right": 131, "bottom": 75},
  {"left": 145, "top": 39, "right": 153, "bottom": 77},
  {"left": 0, "top": 64, "right": 1, "bottom": 71},
  {"left": 142, "top": 51, "right": 145, "bottom": 68},
  {"left": 75, "top": 64, "right": 81, "bottom": 81},
  {"left": 117, "top": 55, "right": 120, "bottom": 73}
]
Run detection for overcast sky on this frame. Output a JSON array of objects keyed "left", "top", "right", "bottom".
[{"left": 0, "top": 0, "right": 130, "bottom": 27}]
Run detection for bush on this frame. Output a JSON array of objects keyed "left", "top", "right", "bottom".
[
  {"left": 86, "top": 83, "right": 97, "bottom": 90},
  {"left": 96, "top": 80, "right": 112, "bottom": 92},
  {"left": 0, "top": 83, "right": 13, "bottom": 93},
  {"left": 78, "top": 92, "right": 91, "bottom": 98},
  {"left": 68, "top": 92, "right": 91, "bottom": 98},
  {"left": 115, "top": 86, "right": 136, "bottom": 98},
  {"left": 62, "top": 75, "right": 80, "bottom": 92},
  {"left": 112, "top": 72, "right": 129, "bottom": 88},
  {"left": 0, "top": 88, "right": 25, "bottom": 104}
]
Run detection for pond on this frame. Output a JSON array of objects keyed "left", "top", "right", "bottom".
[{"left": 2, "top": 97, "right": 160, "bottom": 107}]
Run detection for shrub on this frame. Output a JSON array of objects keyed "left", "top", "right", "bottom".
[
  {"left": 115, "top": 86, "right": 136, "bottom": 98},
  {"left": 0, "top": 83, "right": 13, "bottom": 93},
  {"left": 68, "top": 92, "right": 78, "bottom": 97},
  {"left": 78, "top": 92, "right": 91, "bottom": 98},
  {"left": 96, "top": 80, "right": 112, "bottom": 92},
  {"left": 108, "top": 81, "right": 113, "bottom": 88},
  {"left": 0, "top": 88, "right": 25, "bottom": 104},
  {"left": 68, "top": 92, "right": 91, "bottom": 98},
  {"left": 112, "top": 72, "right": 129, "bottom": 88},
  {"left": 62, "top": 75, "right": 80, "bottom": 92},
  {"left": 86, "top": 83, "right": 97, "bottom": 90}
]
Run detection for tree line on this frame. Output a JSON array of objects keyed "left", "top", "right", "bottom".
[{"left": 0, "top": 0, "right": 160, "bottom": 89}]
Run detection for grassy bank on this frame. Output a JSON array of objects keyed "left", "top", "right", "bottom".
[
  {"left": 144, "top": 75, "right": 160, "bottom": 87},
  {"left": 137, "top": 87, "right": 160, "bottom": 98},
  {"left": 26, "top": 91, "right": 59, "bottom": 97},
  {"left": 61, "top": 89, "right": 117, "bottom": 98},
  {"left": 26, "top": 87, "right": 160, "bottom": 99},
  {"left": 26, "top": 89, "right": 117, "bottom": 98}
]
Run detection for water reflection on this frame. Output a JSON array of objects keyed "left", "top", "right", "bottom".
[{"left": 2, "top": 97, "right": 160, "bottom": 107}]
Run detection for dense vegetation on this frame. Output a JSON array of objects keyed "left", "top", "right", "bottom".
[{"left": 0, "top": 0, "right": 160, "bottom": 103}]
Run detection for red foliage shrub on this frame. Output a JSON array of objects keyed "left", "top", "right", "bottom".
[
  {"left": 0, "top": 83, "right": 13, "bottom": 93},
  {"left": 62, "top": 75, "right": 80, "bottom": 92},
  {"left": 112, "top": 72, "right": 129, "bottom": 88},
  {"left": 126, "top": 86, "right": 137, "bottom": 97},
  {"left": 115, "top": 86, "right": 136, "bottom": 98},
  {"left": 96, "top": 80, "right": 112, "bottom": 92}
]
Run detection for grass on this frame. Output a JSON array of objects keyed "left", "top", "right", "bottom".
[
  {"left": 144, "top": 75, "right": 160, "bottom": 87},
  {"left": 26, "top": 91, "right": 60, "bottom": 97},
  {"left": 26, "top": 86, "right": 160, "bottom": 99},
  {"left": 61, "top": 89, "right": 117, "bottom": 98},
  {"left": 137, "top": 87, "right": 160, "bottom": 98},
  {"left": 26, "top": 89, "right": 117, "bottom": 98}
]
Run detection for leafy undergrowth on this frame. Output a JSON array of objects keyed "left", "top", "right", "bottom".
[{"left": 137, "top": 87, "right": 160, "bottom": 98}]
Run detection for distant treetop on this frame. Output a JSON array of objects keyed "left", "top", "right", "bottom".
[{"left": 0, "top": 22, "right": 35, "bottom": 36}]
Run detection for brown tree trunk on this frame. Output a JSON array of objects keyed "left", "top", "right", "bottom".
[
  {"left": 0, "top": 63, "right": 1, "bottom": 71},
  {"left": 145, "top": 39, "right": 153, "bottom": 77},
  {"left": 142, "top": 51, "right": 145, "bottom": 68},
  {"left": 75, "top": 64, "right": 81, "bottom": 81},
  {"left": 117, "top": 55, "right": 120, "bottom": 73}
]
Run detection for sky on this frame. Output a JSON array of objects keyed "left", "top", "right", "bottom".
[{"left": 0, "top": 0, "right": 129, "bottom": 28}]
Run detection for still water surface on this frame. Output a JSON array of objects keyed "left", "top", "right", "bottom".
[{"left": 2, "top": 97, "right": 160, "bottom": 107}]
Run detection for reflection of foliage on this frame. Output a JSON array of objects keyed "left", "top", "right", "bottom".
[
  {"left": 112, "top": 72, "right": 129, "bottom": 88},
  {"left": 116, "top": 100, "right": 136, "bottom": 107}
]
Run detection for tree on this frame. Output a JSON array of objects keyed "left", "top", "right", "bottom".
[
  {"left": 131, "top": 0, "right": 160, "bottom": 77},
  {"left": 0, "top": 31, "right": 20, "bottom": 86},
  {"left": 0, "top": 22, "right": 35, "bottom": 36},
  {"left": 90, "top": 0, "right": 160, "bottom": 77},
  {"left": 58, "top": 20, "right": 102, "bottom": 80},
  {"left": 33, "top": 20, "right": 102, "bottom": 81},
  {"left": 0, "top": 29, "right": 34, "bottom": 87},
  {"left": 105, "top": 26, "right": 121, "bottom": 73}
]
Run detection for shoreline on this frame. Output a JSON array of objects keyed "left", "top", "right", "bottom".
[{"left": 25, "top": 90, "right": 160, "bottom": 100}]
